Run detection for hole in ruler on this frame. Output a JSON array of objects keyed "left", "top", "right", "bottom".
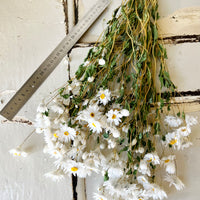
[
  {"left": 18, "top": 98, "right": 21, "bottom": 101},
  {"left": 36, "top": 77, "right": 39, "bottom": 79},
  {"left": 44, "top": 67, "right": 47, "bottom": 70},
  {"left": 26, "top": 89, "right": 29, "bottom": 92},
  {"left": 40, "top": 71, "right": 44, "bottom": 76},
  {"left": 21, "top": 94, "right": 25, "bottom": 96},
  {"left": 10, "top": 107, "right": 13, "bottom": 110}
]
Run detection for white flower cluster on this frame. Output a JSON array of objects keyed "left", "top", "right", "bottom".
[{"left": 32, "top": 80, "right": 198, "bottom": 200}]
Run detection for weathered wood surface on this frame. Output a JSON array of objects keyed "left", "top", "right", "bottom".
[{"left": 0, "top": 0, "right": 200, "bottom": 200}]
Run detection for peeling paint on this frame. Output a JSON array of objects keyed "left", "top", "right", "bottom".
[{"left": 1, "top": 116, "right": 33, "bottom": 126}]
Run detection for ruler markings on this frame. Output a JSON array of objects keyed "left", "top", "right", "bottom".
[{"left": 0, "top": 0, "right": 110, "bottom": 121}]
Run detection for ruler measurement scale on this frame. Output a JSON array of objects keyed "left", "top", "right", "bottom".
[{"left": 0, "top": 0, "right": 110, "bottom": 121}]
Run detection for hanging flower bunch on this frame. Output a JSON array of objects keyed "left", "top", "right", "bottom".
[{"left": 10, "top": 0, "right": 198, "bottom": 199}]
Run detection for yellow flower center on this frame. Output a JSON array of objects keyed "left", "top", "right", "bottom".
[
  {"left": 181, "top": 128, "right": 186, "bottom": 132},
  {"left": 71, "top": 167, "right": 78, "bottom": 172},
  {"left": 165, "top": 159, "right": 170, "bottom": 163},
  {"left": 90, "top": 112, "right": 95, "bottom": 117},
  {"left": 112, "top": 114, "right": 117, "bottom": 119},
  {"left": 152, "top": 188, "right": 155, "bottom": 192},
  {"left": 139, "top": 199, "right": 142, "bottom": 200},
  {"left": 100, "top": 198, "right": 103, "bottom": 200},
  {"left": 54, "top": 133, "right": 58, "bottom": 138},
  {"left": 100, "top": 93, "right": 105, "bottom": 99},
  {"left": 64, "top": 131, "right": 69, "bottom": 136},
  {"left": 76, "top": 131, "right": 80, "bottom": 135},
  {"left": 92, "top": 123, "right": 96, "bottom": 127},
  {"left": 148, "top": 158, "right": 152, "bottom": 163},
  {"left": 14, "top": 153, "right": 20, "bottom": 156},
  {"left": 170, "top": 139, "right": 177, "bottom": 145},
  {"left": 54, "top": 151, "right": 57, "bottom": 154}
]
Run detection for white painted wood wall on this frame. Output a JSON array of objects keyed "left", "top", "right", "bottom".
[{"left": 0, "top": 0, "right": 200, "bottom": 199}]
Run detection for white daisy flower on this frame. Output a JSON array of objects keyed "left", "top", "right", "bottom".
[
  {"left": 88, "top": 120, "right": 102, "bottom": 134},
  {"left": 138, "top": 160, "right": 151, "bottom": 176},
  {"left": 44, "top": 170, "right": 65, "bottom": 182},
  {"left": 58, "top": 125, "right": 76, "bottom": 143},
  {"left": 165, "top": 132, "right": 181, "bottom": 149},
  {"left": 103, "top": 180, "right": 136, "bottom": 199},
  {"left": 88, "top": 76, "right": 95, "bottom": 82},
  {"left": 108, "top": 139, "right": 116, "bottom": 149},
  {"left": 77, "top": 104, "right": 102, "bottom": 122},
  {"left": 97, "top": 88, "right": 111, "bottom": 105},
  {"left": 164, "top": 174, "right": 185, "bottom": 191},
  {"left": 93, "top": 193, "right": 108, "bottom": 200},
  {"left": 108, "top": 167, "right": 123, "bottom": 180},
  {"left": 143, "top": 184, "right": 167, "bottom": 200},
  {"left": 137, "top": 176, "right": 150, "bottom": 189},
  {"left": 164, "top": 115, "right": 183, "bottom": 127},
  {"left": 9, "top": 147, "right": 28, "bottom": 157},
  {"left": 144, "top": 152, "right": 160, "bottom": 165},
  {"left": 99, "top": 58, "right": 106, "bottom": 66},
  {"left": 59, "top": 160, "right": 92, "bottom": 178},
  {"left": 37, "top": 102, "right": 48, "bottom": 113},
  {"left": 46, "top": 146, "right": 65, "bottom": 159},
  {"left": 136, "top": 147, "right": 145, "bottom": 154},
  {"left": 108, "top": 127, "right": 120, "bottom": 138},
  {"left": 161, "top": 155, "right": 176, "bottom": 174},
  {"left": 177, "top": 126, "right": 191, "bottom": 137},
  {"left": 120, "top": 109, "right": 130, "bottom": 117},
  {"left": 106, "top": 109, "right": 122, "bottom": 126}
]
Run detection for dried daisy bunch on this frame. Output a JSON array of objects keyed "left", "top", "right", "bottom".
[{"left": 12, "top": 0, "right": 197, "bottom": 199}]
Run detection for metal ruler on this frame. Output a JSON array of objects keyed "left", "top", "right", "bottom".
[{"left": 0, "top": 0, "right": 110, "bottom": 121}]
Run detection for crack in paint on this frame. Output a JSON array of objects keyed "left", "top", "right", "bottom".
[
  {"left": 162, "top": 34, "right": 200, "bottom": 44},
  {"left": 62, "top": 0, "right": 69, "bottom": 34},
  {"left": 74, "top": 0, "right": 79, "bottom": 25},
  {"left": 71, "top": 34, "right": 200, "bottom": 49}
]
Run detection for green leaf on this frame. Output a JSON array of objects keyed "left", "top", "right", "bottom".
[
  {"left": 182, "top": 111, "right": 185, "bottom": 120},
  {"left": 128, "top": 151, "right": 132, "bottom": 162},
  {"left": 153, "top": 25, "right": 158, "bottom": 42},
  {"left": 76, "top": 64, "right": 86, "bottom": 79},
  {"left": 43, "top": 110, "right": 49, "bottom": 117},
  {"left": 62, "top": 94, "right": 70, "bottom": 99},
  {"left": 103, "top": 132, "right": 109, "bottom": 139},
  {"left": 59, "top": 88, "right": 65, "bottom": 95},
  {"left": 119, "top": 146, "right": 128, "bottom": 154},
  {"left": 126, "top": 169, "right": 132, "bottom": 175},
  {"left": 104, "top": 171, "right": 109, "bottom": 181},
  {"left": 177, "top": 112, "right": 181, "bottom": 117}
]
